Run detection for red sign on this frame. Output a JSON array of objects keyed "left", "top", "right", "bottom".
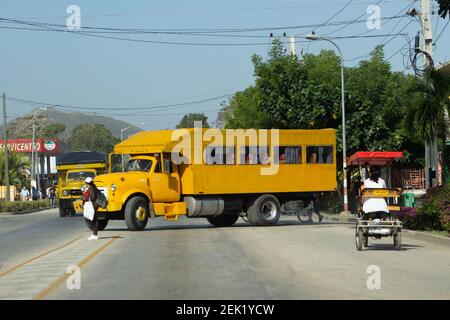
[{"left": 0, "top": 139, "right": 59, "bottom": 154}]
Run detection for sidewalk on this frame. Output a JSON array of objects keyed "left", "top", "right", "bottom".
[{"left": 322, "top": 213, "right": 450, "bottom": 247}]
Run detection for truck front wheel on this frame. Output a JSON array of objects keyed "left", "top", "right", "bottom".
[
  {"left": 59, "top": 207, "right": 67, "bottom": 217},
  {"left": 207, "top": 214, "right": 239, "bottom": 227},
  {"left": 124, "top": 196, "right": 149, "bottom": 231},
  {"left": 247, "top": 194, "right": 281, "bottom": 226}
]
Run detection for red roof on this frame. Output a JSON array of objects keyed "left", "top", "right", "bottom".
[{"left": 347, "top": 151, "right": 403, "bottom": 166}]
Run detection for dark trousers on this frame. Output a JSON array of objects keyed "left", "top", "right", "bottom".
[{"left": 85, "top": 212, "right": 99, "bottom": 235}]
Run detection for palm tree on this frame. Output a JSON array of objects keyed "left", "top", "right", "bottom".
[
  {"left": 0, "top": 151, "right": 31, "bottom": 188},
  {"left": 406, "top": 67, "right": 450, "bottom": 183}
]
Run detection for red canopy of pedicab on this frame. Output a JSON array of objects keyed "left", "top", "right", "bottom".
[{"left": 347, "top": 151, "right": 403, "bottom": 166}]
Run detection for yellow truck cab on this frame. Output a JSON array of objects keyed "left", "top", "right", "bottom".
[
  {"left": 94, "top": 128, "right": 337, "bottom": 231},
  {"left": 56, "top": 152, "right": 108, "bottom": 217}
]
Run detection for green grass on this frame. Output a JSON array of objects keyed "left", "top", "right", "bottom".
[{"left": 0, "top": 199, "right": 50, "bottom": 213}]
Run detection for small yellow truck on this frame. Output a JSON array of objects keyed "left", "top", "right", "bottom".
[
  {"left": 56, "top": 152, "right": 108, "bottom": 217},
  {"left": 94, "top": 128, "right": 337, "bottom": 230}
]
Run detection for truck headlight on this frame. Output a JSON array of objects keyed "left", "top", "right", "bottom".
[
  {"left": 110, "top": 184, "right": 117, "bottom": 192},
  {"left": 63, "top": 190, "right": 69, "bottom": 197}
]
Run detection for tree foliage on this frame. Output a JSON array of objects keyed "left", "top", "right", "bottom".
[
  {"left": 67, "top": 124, "right": 119, "bottom": 153},
  {"left": 0, "top": 152, "right": 30, "bottom": 187},
  {"left": 217, "top": 41, "right": 429, "bottom": 166},
  {"left": 176, "top": 113, "right": 210, "bottom": 128}
]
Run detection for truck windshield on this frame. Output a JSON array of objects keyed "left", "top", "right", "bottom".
[
  {"left": 126, "top": 159, "right": 152, "bottom": 172},
  {"left": 67, "top": 171, "right": 96, "bottom": 181}
]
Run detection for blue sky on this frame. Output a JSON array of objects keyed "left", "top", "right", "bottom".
[{"left": 0, "top": 0, "right": 448, "bottom": 131}]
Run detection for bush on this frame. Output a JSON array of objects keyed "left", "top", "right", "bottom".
[
  {"left": 404, "top": 185, "right": 449, "bottom": 232},
  {"left": 0, "top": 199, "right": 50, "bottom": 213}
]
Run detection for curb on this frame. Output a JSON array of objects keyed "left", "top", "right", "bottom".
[
  {"left": 0, "top": 207, "right": 52, "bottom": 216},
  {"left": 322, "top": 213, "right": 450, "bottom": 247}
]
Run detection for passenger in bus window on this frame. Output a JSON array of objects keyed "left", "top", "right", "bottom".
[
  {"left": 326, "top": 151, "right": 333, "bottom": 164},
  {"left": 309, "top": 150, "right": 318, "bottom": 163},
  {"left": 279, "top": 153, "right": 286, "bottom": 164},
  {"left": 225, "top": 149, "right": 235, "bottom": 165}
]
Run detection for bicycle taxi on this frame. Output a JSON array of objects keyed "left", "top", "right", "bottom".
[{"left": 348, "top": 151, "right": 405, "bottom": 251}]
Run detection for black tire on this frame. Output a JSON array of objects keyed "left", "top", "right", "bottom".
[
  {"left": 297, "top": 208, "right": 313, "bottom": 223},
  {"left": 364, "top": 235, "right": 369, "bottom": 248},
  {"left": 394, "top": 230, "right": 402, "bottom": 251},
  {"left": 247, "top": 194, "right": 281, "bottom": 226},
  {"left": 355, "top": 229, "right": 364, "bottom": 251},
  {"left": 207, "top": 214, "right": 239, "bottom": 227},
  {"left": 124, "top": 196, "right": 149, "bottom": 231},
  {"left": 59, "top": 207, "right": 67, "bottom": 217}
]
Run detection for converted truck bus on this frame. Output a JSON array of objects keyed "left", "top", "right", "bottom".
[
  {"left": 56, "top": 152, "right": 108, "bottom": 217},
  {"left": 93, "top": 129, "right": 337, "bottom": 231}
]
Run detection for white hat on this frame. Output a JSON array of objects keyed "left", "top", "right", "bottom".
[{"left": 84, "top": 177, "right": 93, "bottom": 184}]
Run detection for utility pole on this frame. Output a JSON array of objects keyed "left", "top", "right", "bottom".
[
  {"left": 289, "top": 35, "right": 296, "bottom": 56},
  {"left": 2, "top": 94, "right": 10, "bottom": 202},
  {"left": 421, "top": 0, "right": 439, "bottom": 188}
]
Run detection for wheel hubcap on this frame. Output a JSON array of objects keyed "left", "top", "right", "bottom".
[{"left": 136, "top": 207, "right": 147, "bottom": 222}]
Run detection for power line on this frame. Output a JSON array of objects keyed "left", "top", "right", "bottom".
[
  {"left": 313, "top": 0, "right": 354, "bottom": 32},
  {"left": 6, "top": 93, "right": 233, "bottom": 112},
  {"left": 324, "top": 0, "right": 384, "bottom": 36},
  {"left": 345, "top": 19, "right": 414, "bottom": 62},
  {"left": 4, "top": 1, "right": 408, "bottom": 20},
  {"left": 434, "top": 18, "right": 449, "bottom": 44}
]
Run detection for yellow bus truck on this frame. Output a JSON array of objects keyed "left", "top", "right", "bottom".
[
  {"left": 56, "top": 152, "right": 108, "bottom": 217},
  {"left": 94, "top": 128, "right": 337, "bottom": 231}
]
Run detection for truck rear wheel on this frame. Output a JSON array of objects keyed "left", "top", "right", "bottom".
[
  {"left": 207, "top": 214, "right": 239, "bottom": 227},
  {"left": 124, "top": 196, "right": 149, "bottom": 231},
  {"left": 247, "top": 194, "right": 281, "bottom": 226}
]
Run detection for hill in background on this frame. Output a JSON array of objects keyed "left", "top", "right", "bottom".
[{"left": 2, "top": 108, "right": 142, "bottom": 143}]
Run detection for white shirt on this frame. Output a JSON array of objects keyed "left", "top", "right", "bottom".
[{"left": 362, "top": 178, "right": 389, "bottom": 213}]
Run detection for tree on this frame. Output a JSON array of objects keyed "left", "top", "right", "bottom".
[
  {"left": 405, "top": 67, "right": 450, "bottom": 181},
  {"left": 67, "top": 124, "right": 119, "bottom": 153},
  {"left": 40, "top": 123, "right": 66, "bottom": 139},
  {"left": 0, "top": 152, "right": 30, "bottom": 187},
  {"left": 438, "top": 0, "right": 450, "bottom": 18},
  {"left": 176, "top": 113, "right": 210, "bottom": 128},
  {"left": 217, "top": 87, "right": 279, "bottom": 129}
]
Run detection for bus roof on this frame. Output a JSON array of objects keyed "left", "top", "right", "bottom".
[
  {"left": 114, "top": 129, "right": 337, "bottom": 154},
  {"left": 56, "top": 152, "right": 107, "bottom": 166}
]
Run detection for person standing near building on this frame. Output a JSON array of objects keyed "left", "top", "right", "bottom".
[
  {"left": 20, "top": 187, "right": 29, "bottom": 202},
  {"left": 48, "top": 183, "right": 57, "bottom": 208}
]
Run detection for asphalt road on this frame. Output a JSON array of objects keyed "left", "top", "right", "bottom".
[{"left": 1, "top": 208, "right": 450, "bottom": 300}]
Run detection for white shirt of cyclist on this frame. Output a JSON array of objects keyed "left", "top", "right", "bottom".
[{"left": 362, "top": 178, "right": 389, "bottom": 213}]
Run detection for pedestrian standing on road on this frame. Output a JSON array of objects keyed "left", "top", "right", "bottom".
[
  {"left": 48, "top": 183, "right": 57, "bottom": 208},
  {"left": 83, "top": 177, "right": 100, "bottom": 240}
]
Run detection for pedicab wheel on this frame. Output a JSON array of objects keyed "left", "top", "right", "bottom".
[
  {"left": 297, "top": 209, "right": 312, "bottom": 223},
  {"left": 394, "top": 230, "right": 402, "bottom": 251},
  {"left": 364, "top": 235, "right": 369, "bottom": 248},
  {"left": 355, "top": 229, "right": 364, "bottom": 251}
]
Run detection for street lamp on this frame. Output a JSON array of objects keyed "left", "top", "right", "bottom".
[
  {"left": 31, "top": 107, "right": 48, "bottom": 198},
  {"left": 306, "top": 33, "right": 350, "bottom": 214}
]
